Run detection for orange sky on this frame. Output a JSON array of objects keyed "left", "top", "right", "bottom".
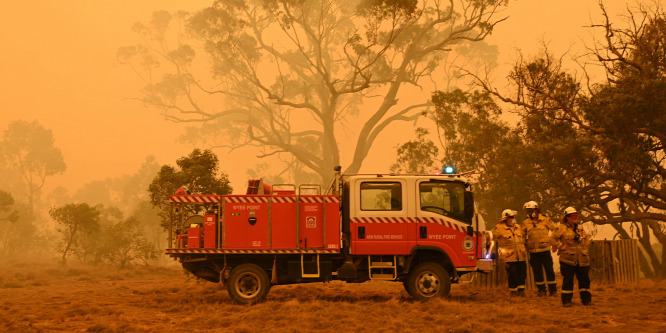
[{"left": 0, "top": 0, "right": 630, "bottom": 195}]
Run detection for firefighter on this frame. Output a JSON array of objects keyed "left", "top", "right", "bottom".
[
  {"left": 522, "top": 201, "right": 558, "bottom": 296},
  {"left": 493, "top": 209, "right": 527, "bottom": 296},
  {"left": 550, "top": 207, "right": 591, "bottom": 307}
]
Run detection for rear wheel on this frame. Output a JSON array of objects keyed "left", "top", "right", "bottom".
[
  {"left": 226, "top": 264, "right": 270, "bottom": 304},
  {"left": 406, "top": 262, "right": 451, "bottom": 301}
]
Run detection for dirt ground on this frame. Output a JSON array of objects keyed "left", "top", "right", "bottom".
[{"left": 1, "top": 260, "right": 665, "bottom": 333}]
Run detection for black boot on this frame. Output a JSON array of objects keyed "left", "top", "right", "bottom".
[
  {"left": 548, "top": 283, "right": 557, "bottom": 296},
  {"left": 562, "top": 292, "right": 573, "bottom": 307},
  {"left": 581, "top": 291, "right": 592, "bottom": 306}
]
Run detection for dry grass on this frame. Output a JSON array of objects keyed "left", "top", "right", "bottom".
[{"left": 1, "top": 260, "right": 665, "bottom": 332}]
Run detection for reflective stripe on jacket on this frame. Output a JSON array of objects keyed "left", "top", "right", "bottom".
[
  {"left": 550, "top": 222, "right": 590, "bottom": 266},
  {"left": 493, "top": 220, "right": 527, "bottom": 262},
  {"left": 523, "top": 215, "right": 557, "bottom": 253}
]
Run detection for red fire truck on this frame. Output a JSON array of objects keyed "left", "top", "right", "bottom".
[{"left": 167, "top": 168, "right": 494, "bottom": 304}]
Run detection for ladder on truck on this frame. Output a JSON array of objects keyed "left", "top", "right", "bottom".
[
  {"left": 368, "top": 255, "right": 397, "bottom": 280},
  {"left": 301, "top": 254, "right": 320, "bottom": 278}
]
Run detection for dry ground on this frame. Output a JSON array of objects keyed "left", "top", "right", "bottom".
[{"left": 1, "top": 260, "right": 665, "bottom": 333}]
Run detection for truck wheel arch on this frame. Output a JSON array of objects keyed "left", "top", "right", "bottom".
[{"left": 406, "top": 246, "right": 456, "bottom": 278}]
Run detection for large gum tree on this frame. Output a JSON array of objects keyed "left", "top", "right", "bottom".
[{"left": 119, "top": 0, "right": 507, "bottom": 182}]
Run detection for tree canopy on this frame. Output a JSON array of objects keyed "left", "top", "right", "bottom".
[
  {"left": 50, "top": 203, "right": 101, "bottom": 264},
  {"left": 0, "top": 120, "right": 66, "bottom": 215},
  {"left": 394, "top": 2, "right": 666, "bottom": 277},
  {"left": 120, "top": 0, "right": 506, "bottom": 182},
  {"left": 148, "top": 149, "right": 232, "bottom": 230}
]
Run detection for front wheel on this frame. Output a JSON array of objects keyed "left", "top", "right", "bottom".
[
  {"left": 405, "top": 263, "right": 451, "bottom": 301},
  {"left": 226, "top": 264, "right": 271, "bottom": 304}
]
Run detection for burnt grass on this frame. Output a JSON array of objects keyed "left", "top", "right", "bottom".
[{"left": 1, "top": 260, "right": 665, "bottom": 333}]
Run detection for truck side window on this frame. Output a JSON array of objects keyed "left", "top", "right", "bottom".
[
  {"left": 360, "top": 182, "right": 402, "bottom": 211},
  {"left": 420, "top": 182, "right": 471, "bottom": 223}
]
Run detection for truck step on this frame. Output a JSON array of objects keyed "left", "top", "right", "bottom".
[
  {"left": 371, "top": 274, "right": 396, "bottom": 280},
  {"left": 371, "top": 262, "right": 395, "bottom": 267}
]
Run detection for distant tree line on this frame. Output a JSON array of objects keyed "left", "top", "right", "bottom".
[{"left": 0, "top": 120, "right": 167, "bottom": 267}]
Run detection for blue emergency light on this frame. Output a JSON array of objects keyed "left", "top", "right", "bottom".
[{"left": 443, "top": 166, "right": 455, "bottom": 174}]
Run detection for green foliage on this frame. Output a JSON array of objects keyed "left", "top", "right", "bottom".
[
  {"left": 390, "top": 128, "right": 439, "bottom": 174},
  {"left": 50, "top": 203, "right": 101, "bottom": 264},
  {"left": 50, "top": 203, "right": 160, "bottom": 267},
  {"left": 397, "top": 5, "right": 666, "bottom": 243},
  {"left": 430, "top": 89, "right": 525, "bottom": 223},
  {"left": 462, "top": 3, "right": 666, "bottom": 276},
  {"left": 148, "top": 149, "right": 232, "bottom": 230},
  {"left": 98, "top": 217, "right": 159, "bottom": 268}
]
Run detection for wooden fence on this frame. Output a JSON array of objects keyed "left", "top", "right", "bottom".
[
  {"left": 588, "top": 239, "right": 640, "bottom": 283},
  {"left": 463, "top": 239, "right": 640, "bottom": 288}
]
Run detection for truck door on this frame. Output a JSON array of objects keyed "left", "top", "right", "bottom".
[
  {"left": 415, "top": 180, "right": 477, "bottom": 268},
  {"left": 349, "top": 179, "right": 414, "bottom": 255}
]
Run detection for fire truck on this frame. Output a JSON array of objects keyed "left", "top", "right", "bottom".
[{"left": 166, "top": 167, "right": 494, "bottom": 304}]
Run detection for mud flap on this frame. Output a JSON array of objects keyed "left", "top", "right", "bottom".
[{"left": 271, "top": 257, "right": 278, "bottom": 284}]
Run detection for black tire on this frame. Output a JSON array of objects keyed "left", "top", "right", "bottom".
[
  {"left": 406, "top": 262, "right": 451, "bottom": 301},
  {"left": 226, "top": 264, "right": 271, "bottom": 304}
]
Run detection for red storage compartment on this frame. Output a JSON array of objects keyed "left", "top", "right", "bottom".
[
  {"left": 299, "top": 196, "right": 324, "bottom": 248},
  {"left": 203, "top": 214, "right": 217, "bottom": 249},
  {"left": 325, "top": 196, "right": 341, "bottom": 250},
  {"left": 271, "top": 195, "right": 297, "bottom": 249},
  {"left": 187, "top": 227, "right": 201, "bottom": 249},
  {"left": 222, "top": 196, "right": 269, "bottom": 249}
]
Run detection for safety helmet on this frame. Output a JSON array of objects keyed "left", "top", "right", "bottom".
[
  {"left": 523, "top": 201, "right": 538, "bottom": 210},
  {"left": 564, "top": 206, "right": 578, "bottom": 215},
  {"left": 502, "top": 209, "right": 517, "bottom": 219}
]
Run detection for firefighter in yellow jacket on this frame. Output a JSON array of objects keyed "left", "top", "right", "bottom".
[
  {"left": 522, "top": 201, "right": 558, "bottom": 296},
  {"left": 493, "top": 209, "right": 527, "bottom": 296},
  {"left": 550, "top": 207, "right": 591, "bottom": 307}
]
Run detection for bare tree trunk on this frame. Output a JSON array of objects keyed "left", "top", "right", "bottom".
[
  {"left": 62, "top": 226, "right": 77, "bottom": 265},
  {"left": 645, "top": 220, "right": 666, "bottom": 278}
]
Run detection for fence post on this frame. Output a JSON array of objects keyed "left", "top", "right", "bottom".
[{"left": 632, "top": 239, "right": 640, "bottom": 282}]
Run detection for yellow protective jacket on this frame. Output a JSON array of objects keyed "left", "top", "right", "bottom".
[
  {"left": 550, "top": 222, "right": 590, "bottom": 266},
  {"left": 522, "top": 215, "right": 557, "bottom": 253},
  {"left": 493, "top": 220, "right": 527, "bottom": 262}
]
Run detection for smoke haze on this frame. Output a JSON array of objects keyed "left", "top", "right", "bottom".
[{"left": 0, "top": 0, "right": 626, "bottom": 194}]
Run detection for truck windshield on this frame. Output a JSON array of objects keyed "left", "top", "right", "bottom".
[{"left": 419, "top": 182, "right": 473, "bottom": 224}]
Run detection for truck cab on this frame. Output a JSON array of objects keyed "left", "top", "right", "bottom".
[{"left": 342, "top": 174, "right": 490, "bottom": 279}]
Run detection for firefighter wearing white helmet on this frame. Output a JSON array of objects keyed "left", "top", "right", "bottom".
[
  {"left": 522, "top": 201, "right": 558, "bottom": 296},
  {"left": 493, "top": 209, "right": 527, "bottom": 296},
  {"left": 550, "top": 206, "right": 592, "bottom": 307}
]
